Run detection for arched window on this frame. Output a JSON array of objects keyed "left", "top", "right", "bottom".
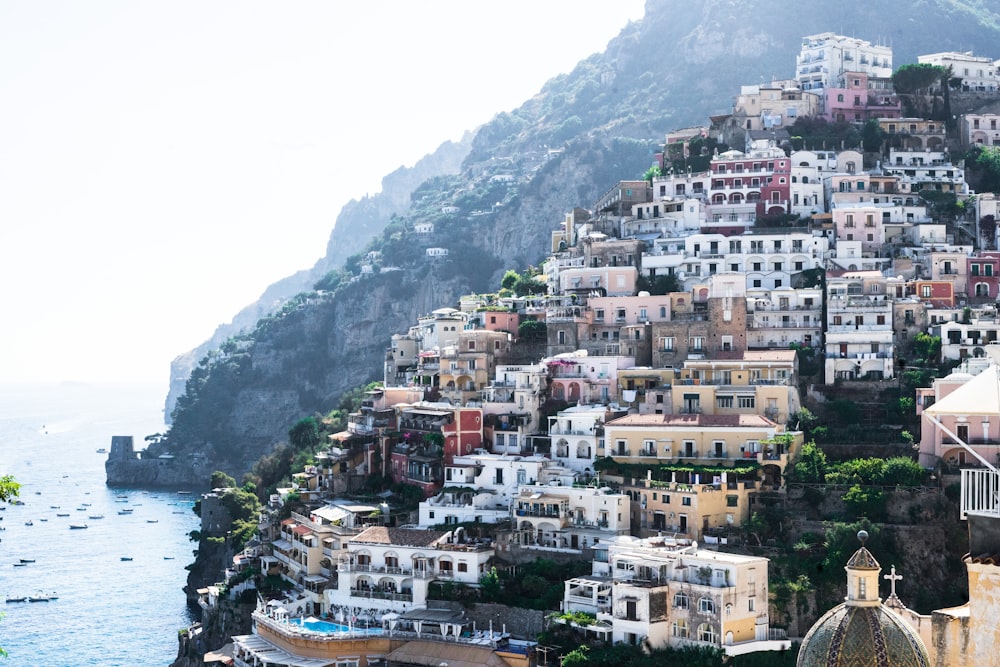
[
  {"left": 976, "top": 283, "right": 990, "bottom": 297},
  {"left": 698, "top": 623, "right": 718, "bottom": 644}
]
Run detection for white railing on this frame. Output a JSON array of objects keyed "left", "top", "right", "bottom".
[{"left": 961, "top": 468, "right": 1000, "bottom": 520}]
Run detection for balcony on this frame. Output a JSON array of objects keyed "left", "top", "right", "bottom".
[{"left": 349, "top": 588, "right": 414, "bottom": 602}]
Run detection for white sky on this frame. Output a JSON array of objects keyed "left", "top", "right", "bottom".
[{"left": 0, "top": 1, "right": 645, "bottom": 389}]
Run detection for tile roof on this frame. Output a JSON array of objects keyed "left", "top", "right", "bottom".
[{"left": 350, "top": 526, "right": 446, "bottom": 548}]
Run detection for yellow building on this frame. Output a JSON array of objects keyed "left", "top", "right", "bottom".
[{"left": 600, "top": 413, "right": 801, "bottom": 538}]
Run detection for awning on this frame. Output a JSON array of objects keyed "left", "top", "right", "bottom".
[
  {"left": 386, "top": 640, "right": 507, "bottom": 667},
  {"left": 924, "top": 365, "right": 1000, "bottom": 417},
  {"left": 203, "top": 642, "right": 234, "bottom": 665},
  {"left": 400, "top": 608, "right": 465, "bottom": 623}
]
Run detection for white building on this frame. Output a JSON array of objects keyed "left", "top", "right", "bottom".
[
  {"left": 562, "top": 535, "right": 789, "bottom": 656},
  {"left": 417, "top": 452, "right": 566, "bottom": 527},
  {"left": 511, "top": 482, "right": 631, "bottom": 554},
  {"left": 825, "top": 272, "right": 895, "bottom": 383},
  {"left": 746, "top": 286, "right": 823, "bottom": 350},
  {"left": 918, "top": 51, "right": 999, "bottom": 92},
  {"left": 548, "top": 404, "right": 616, "bottom": 474},
  {"left": 327, "top": 526, "right": 493, "bottom": 615},
  {"left": 796, "top": 33, "right": 893, "bottom": 92}
]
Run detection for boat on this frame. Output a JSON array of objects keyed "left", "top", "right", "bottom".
[
  {"left": 49, "top": 505, "right": 60, "bottom": 509},
  {"left": 56, "top": 513, "right": 69, "bottom": 517},
  {"left": 177, "top": 490, "right": 192, "bottom": 495},
  {"left": 24, "top": 520, "right": 33, "bottom": 526},
  {"left": 117, "top": 509, "right": 133, "bottom": 515},
  {"left": 28, "top": 593, "right": 54, "bottom": 602},
  {"left": 120, "top": 557, "right": 133, "bottom": 562},
  {"left": 69, "top": 524, "right": 88, "bottom": 530},
  {"left": 146, "top": 519, "right": 158, "bottom": 523},
  {"left": 172, "top": 511, "right": 186, "bottom": 514},
  {"left": 38, "top": 518, "right": 47, "bottom": 522},
  {"left": 19, "top": 559, "right": 35, "bottom": 564},
  {"left": 13, "top": 563, "right": 27, "bottom": 567},
  {"left": 88, "top": 514, "right": 104, "bottom": 520},
  {"left": 5, "top": 595, "right": 26, "bottom": 603},
  {"left": 96, "top": 448, "right": 107, "bottom": 453},
  {"left": 163, "top": 556, "right": 175, "bottom": 560}
]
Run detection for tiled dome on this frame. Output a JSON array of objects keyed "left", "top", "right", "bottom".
[
  {"left": 796, "top": 603, "right": 929, "bottom": 667},
  {"left": 797, "top": 532, "right": 929, "bottom": 667}
]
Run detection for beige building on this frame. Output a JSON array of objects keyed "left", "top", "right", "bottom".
[{"left": 601, "top": 413, "right": 801, "bottom": 538}]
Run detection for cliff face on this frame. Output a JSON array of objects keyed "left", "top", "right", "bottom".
[
  {"left": 149, "top": 0, "right": 1000, "bottom": 486},
  {"left": 164, "top": 136, "right": 473, "bottom": 421}
]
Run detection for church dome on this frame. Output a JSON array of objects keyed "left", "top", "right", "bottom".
[
  {"left": 796, "top": 531, "right": 930, "bottom": 667},
  {"left": 796, "top": 604, "right": 929, "bottom": 667}
]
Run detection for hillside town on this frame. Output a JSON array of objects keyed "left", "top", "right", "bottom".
[{"left": 190, "top": 34, "right": 1000, "bottom": 667}]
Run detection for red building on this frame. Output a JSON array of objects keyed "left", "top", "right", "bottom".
[
  {"left": 909, "top": 281, "right": 955, "bottom": 308},
  {"left": 968, "top": 252, "right": 1000, "bottom": 302}
]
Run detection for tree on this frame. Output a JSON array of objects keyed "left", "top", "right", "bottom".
[
  {"left": 0, "top": 475, "right": 20, "bottom": 501},
  {"left": 288, "top": 417, "right": 321, "bottom": 451},
  {"left": 892, "top": 63, "right": 947, "bottom": 118},
  {"left": 210, "top": 471, "right": 237, "bottom": 489},
  {"left": 790, "top": 441, "right": 827, "bottom": 483}
]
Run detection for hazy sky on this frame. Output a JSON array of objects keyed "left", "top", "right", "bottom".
[{"left": 0, "top": 1, "right": 645, "bottom": 389}]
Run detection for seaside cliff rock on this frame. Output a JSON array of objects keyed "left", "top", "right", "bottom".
[{"left": 143, "top": 0, "right": 1000, "bottom": 488}]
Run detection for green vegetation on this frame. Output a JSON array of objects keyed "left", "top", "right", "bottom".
[{"left": 789, "top": 442, "right": 926, "bottom": 488}]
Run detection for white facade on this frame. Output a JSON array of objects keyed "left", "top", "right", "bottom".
[
  {"left": 825, "top": 274, "right": 895, "bottom": 383},
  {"left": 511, "top": 483, "right": 631, "bottom": 553},
  {"left": 746, "top": 286, "right": 823, "bottom": 349},
  {"left": 565, "top": 536, "right": 789, "bottom": 655},
  {"left": 481, "top": 363, "right": 548, "bottom": 452},
  {"left": 918, "top": 51, "right": 999, "bottom": 92},
  {"left": 417, "top": 453, "right": 563, "bottom": 527},
  {"left": 622, "top": 197, "right": 705, "bottom": 239},
  {"left": 796, "top": 33, "right": 893, "bottom": 91},
  {"left": 548, "top": 404, "right": 610, "bottom": 473},
  {"left": 327, "top": 526, "right": 493, "bottom": 615}
]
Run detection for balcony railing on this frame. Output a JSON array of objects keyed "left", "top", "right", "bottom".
[{"left": 350, "top": 589, "right": 414, "bottom": 602}]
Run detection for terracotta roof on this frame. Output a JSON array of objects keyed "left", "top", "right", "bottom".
[
  {"left": 291, "top": 525, "right": 311, "bottom": 536},
  {"left": 605, "top": 414, "right": 777, "bottom": 428},
  {"left": 350, "top": 526, "right": 446, "bottom": 547},
  {"left": 280, "top": 518, "right": 296, "bottom": 526}
]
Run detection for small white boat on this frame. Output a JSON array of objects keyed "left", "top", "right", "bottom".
[
  {"left": 96, "top": 448, "right": 107, "bottom": 454},
  {"left": 5, "top": 595, "right": 26, "bottom": 603}
]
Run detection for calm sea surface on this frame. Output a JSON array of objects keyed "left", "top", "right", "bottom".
[{"left": 0, "top": 382, "right": 200, "bottom": 666}]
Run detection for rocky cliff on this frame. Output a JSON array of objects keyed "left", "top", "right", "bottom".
[{"left": 148, "top": 0, "right": 1000, "bottom": 486}]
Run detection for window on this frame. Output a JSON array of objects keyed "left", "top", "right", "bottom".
[
  {"left": 672, "top": 619, "right": 689, "bottom": 639},
  {"left": 682, "top": 497, "right": 692, "bottom": 506},
  {"left": 738, "top": 396, "right": 756, "bottom": 409},
  {"left": 673, "top": 592, "right": 690, "bottom": 609},
  {"left": 691, "top": 337, "right": 704, "bottom": 352},
  {"left": 458, "top": 562, "right": 468, "bottom": 572},
  {"left": 748, "top": 597, "right": 756, "bottom": 612},
  {"left": 595, "top": 309, "right": 605, "bottom": 321},
  {"left": 921, "top": 285, "right": 932, "bottom": 298},
  {"left": 698, "top": 623, "right": 718, "bottom": 644},
  {"left": 717, "top": 396, "right": 734, "bottom": 408},
  {"left": 661, "top": 337, "right": 674, "bottom": 351}
]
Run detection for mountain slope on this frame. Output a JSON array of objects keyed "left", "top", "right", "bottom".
[{"left": 153, "top": 0, "right": 1000, "bottom": 483}]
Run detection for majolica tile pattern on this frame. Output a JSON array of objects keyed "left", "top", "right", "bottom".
[{"left": 796, "top": 604, "right": 930, "bottom": 667}]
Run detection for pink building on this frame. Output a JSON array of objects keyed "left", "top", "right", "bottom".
[{"left": 823, "top": 72, "right": 900, "bottom": 123}]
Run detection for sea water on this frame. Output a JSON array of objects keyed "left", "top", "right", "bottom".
[{"left": 0, "top": 382, "right": 200, "bottom": 666}]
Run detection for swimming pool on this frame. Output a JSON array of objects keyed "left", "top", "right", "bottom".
[{"left": 292, "top": 617, "right": 384, "bottom": 636}]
